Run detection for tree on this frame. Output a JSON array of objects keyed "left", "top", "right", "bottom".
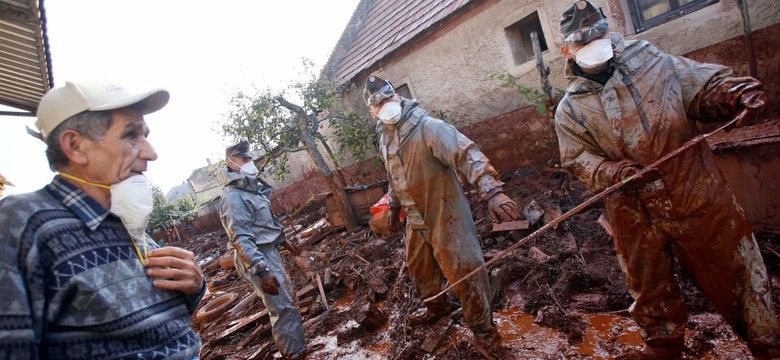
[
  {"left": 221, "top": 59, "right": 376, "bottom": 231},
  {"left": 148, "top": 186, "right": 197, "bottom": 236}
]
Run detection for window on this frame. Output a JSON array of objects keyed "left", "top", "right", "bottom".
[
  {"left": 395, "top": 84, "right": 413, "bottom": 99},
  {"left": 628, "top": 0, "right": 718, "bottom": 32},
  {"left": 504, "top": 11, "right": 548, "bottom": 66}
]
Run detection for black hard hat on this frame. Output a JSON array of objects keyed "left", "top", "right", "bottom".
[
  {"left": 560, "top": 0, "right": 609, "bottom": 44},
  {"left": 363, "top": 75, "right": 395, "bottom": 106},
  {"left": 226, "top": 139, "right": 252, "bottom": 158}
]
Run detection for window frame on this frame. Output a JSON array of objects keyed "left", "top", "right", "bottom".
[
  {"left": 504, "top": 11, "right": 548, "bottom": 66},
  {"left": 628, "top": 0, "right": 718, "bottom": 33}
]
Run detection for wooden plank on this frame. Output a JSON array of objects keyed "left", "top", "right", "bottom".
[
  {"left": 218, "top": 309, "right": 269, "bottom": 339},
  {"left": 316, "top": 273, "right": 329, "bottom": 310},
  {"left": 491, "top": 220, "right": 530, "bottom": 232}
]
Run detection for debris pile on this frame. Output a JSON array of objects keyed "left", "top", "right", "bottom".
[{"left": 181, "top": 166, "right": 778, "bottom": 359}]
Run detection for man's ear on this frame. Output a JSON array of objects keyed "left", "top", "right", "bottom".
[{"left": 60, "top": 130, "right": 89, "bottom": 165}]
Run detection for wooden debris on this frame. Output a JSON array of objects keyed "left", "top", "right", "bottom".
[
  {"left": 217, "top": 285, "right": 318, "bottom": 340},
  {"left": 296, "top": 284, "right": 317, "bottom": 300},
  {"left": 529, "top": 246, "right": 552, "bottom": 263},
  {"left": 244, "top": 340, "right": 274, "bottom": 360},
  {"left": 351, "top": 300, "right": 388, "bottom": 331},
  {"left": 316, "top": 274, "right": 329, "bottom": 310},
  {"left": 218, "top": 250, "right": 235, "bottom": 271},
  {"left": 218, "top": 308, "right": 270, "bottom": 339},
  {"left": 202, "top": 258, "right": 221, "bottom": 274},
  {"left": 238, "top": 323, "right": 272, "bottom": 348},
  {"left": 323, "top": 268, "right": 334, "bottom": 290},
  {"left": 491, "top": 220, "right": 530, "bottom": 232},
  {"left": 421, "top": 317, "right": 452, "bottom": 353},
  {"left": 542, "top": 204, "right": 563, "bottom": 229},
  {"left": 226, "top": 293, "right": 257, "bottom": 318},
  {"left": 299, "top": 219, "right": 333, "bottom": 248}
]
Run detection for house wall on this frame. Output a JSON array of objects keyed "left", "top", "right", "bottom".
[{"left": 268, "top": 0, "right": 780, "bottom": 213}]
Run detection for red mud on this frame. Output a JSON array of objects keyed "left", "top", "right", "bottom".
[{"left": 181, "top": 165, "right": 780, "bottom": 359}]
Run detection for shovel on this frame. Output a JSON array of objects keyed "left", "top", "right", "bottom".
[{"left": 424, "top": 110, "right": 746, "bottom": 304}]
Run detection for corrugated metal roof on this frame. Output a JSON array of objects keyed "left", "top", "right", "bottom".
[
  {"left": 0, "top": 0, "right": 53, "bottom": 115},
  {"left": 327, "top": 0, "right": 476, "bottom": 86}
]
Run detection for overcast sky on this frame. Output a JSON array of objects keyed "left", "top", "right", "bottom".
[{"left": 0, "top": 0, "right": 360, "bottom": 197}]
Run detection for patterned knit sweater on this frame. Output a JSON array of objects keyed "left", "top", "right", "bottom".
[{"left": 0, "top": 177, "right": 202, "bottom": 359}]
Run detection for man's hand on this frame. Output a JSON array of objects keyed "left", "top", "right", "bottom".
[
  {"left": 387, "top": 205, "right": 403, "bottom": 232},
  {"left": 259, "top": 271, "right": 280, "bottom": 295},
  {"left": 487, "top": 191, "right": 522, "bottom": 223},
  {"left": 611, "top": 160, "right": 662, "bottom": 190},
  {"left": 145, "top": 247, "right": 204, "bottom": 295}
]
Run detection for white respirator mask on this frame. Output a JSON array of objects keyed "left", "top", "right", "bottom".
[
  {"left": 110, "top": 174, "right": 154, "bottom": 242},
  {"left": 574, "top": 38, "right": 613, "bottom": 72},
  {"left": 239, "top": 161, "right": 260, "bottom": 176},
  {"left": 377, "top": 101, "right": 402, "bottom": 125}
]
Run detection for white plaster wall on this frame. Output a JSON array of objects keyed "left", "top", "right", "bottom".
[{"left": 277, "top": 0, "right": 779, "bottom": 187}]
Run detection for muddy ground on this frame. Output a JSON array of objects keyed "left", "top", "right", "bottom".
[{"left": 179, "top": 167, "right": 780, "bottom": 359}]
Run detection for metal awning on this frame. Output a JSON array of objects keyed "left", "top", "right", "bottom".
[{"left": 0, "top": 0, "right": 53, "bottom": 116}]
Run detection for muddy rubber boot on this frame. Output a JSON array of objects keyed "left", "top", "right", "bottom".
[
  {"left": 473, "top": 326, "right": 502, "bottom": 348},
  {"left": 408, "top": 297, "right": 450, "bottom": 326}
]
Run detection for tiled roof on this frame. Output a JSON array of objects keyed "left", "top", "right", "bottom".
[{"left": 327, "top": 0, "right": 477, "bottom": 86}]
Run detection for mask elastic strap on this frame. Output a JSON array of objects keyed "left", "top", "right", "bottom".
[
  {"left": 58, "top": 172, "right": 111, "bottom": 190},
  {"left": 128, "top": 231, "right": 147, "bottom": 266}
]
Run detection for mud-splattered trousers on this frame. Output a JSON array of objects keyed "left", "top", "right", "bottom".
[
  {"left": 220, "top": 174, "right": 305, "bottom": 357},
  {"left": 378, "top": 99, "right": 504, "bottom": 334},
  {"left": 554, "top": 33, "right": 780, "bottom": 355}
]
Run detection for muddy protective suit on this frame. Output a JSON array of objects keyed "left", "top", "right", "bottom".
[
  {"left": 219, "top": 172, "right": 305, "bottom": 357},
  {"left": 378, "top": 98, "right": 503, "bottom": 334},
  {"left": 554, "top": 33, "right": 780, "bottom": 355}
]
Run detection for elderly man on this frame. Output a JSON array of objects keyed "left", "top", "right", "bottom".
[
  {"left": 0, "top": 80, "right": 204, "bottom": 358},
  {"left": 219, "top": 140, "right": 305, "bottom": 359},
  {"left": 364, "top": 75, "right": 521, "bottom": 347},
  {"left": 553, "top": 1, "right": 780, "bottom": 358}
]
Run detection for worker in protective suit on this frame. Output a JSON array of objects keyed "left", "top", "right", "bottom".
[
  {"left": 553, "top": 1, "right": 780, "bottom": 358},
  {"left": 219, "top": 140, "right": 305, "bottom": 359},
  {"left": 364, "top": 75, "right": 522, "bottom": 347}
]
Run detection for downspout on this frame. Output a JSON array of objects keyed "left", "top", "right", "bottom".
[{"left": 736, "top": 0, "right": 758, "bottom": 79}]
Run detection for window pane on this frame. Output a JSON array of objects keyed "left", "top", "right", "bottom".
[
  {"left": 504, "top": 12, "right": 547, "bottom": 65},
  {"left": 637, "top": 0, "right": 672, "bottom": 20},
  {"left": 679, "top": 0, "right": 698, "bottom": 5}
]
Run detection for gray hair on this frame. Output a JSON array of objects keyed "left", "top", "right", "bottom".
[{"left": 45, "top": 111, "right": 113, "bottom": 170}]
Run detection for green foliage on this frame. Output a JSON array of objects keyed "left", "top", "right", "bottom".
[
  {"left": 328, "top": 108, "right": 377, "bottom": 163},
  {"left": 221, "top": 58, "right": 376, "bottom": 180},
  {"left": 493, "top": 73, "right": 551, "bottom": 116},
  {"left": 148, "top": 186, "right": 197, "bottom": 234}
]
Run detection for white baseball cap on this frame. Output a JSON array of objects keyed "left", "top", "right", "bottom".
[{"left": 33, "top": 79, "right": 170, "bottom": 141}]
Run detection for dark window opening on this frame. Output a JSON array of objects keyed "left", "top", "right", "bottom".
[
  {"left": 504, "top": 11, "right": 548, "bottom": 66},
  {"left": 629, "top": 0, "right": 718, "bottom": 33},
  {"left": 395, "top": 84, "right": 413, "bottom": 99}
]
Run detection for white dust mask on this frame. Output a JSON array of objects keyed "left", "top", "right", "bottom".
[
  {"left": 239, "top": 161, "right": 260, "bottom": 175},
  {"left": 575, "top": 38, "right": 613, "bottom": 72},
  {"left": 110, "top": 174, "right": 154, "bottom": 243},
  {"left": 377, "top": 101, "right": 402, "bottom": 125}
]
